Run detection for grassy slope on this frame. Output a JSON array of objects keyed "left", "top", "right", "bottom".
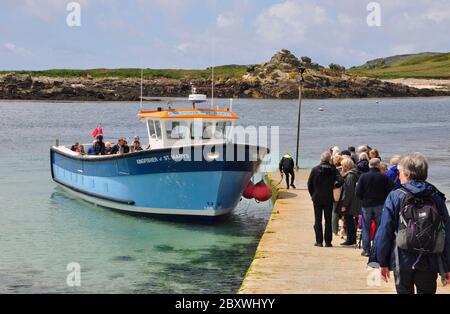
[
  {"left": 0, "top": 65, "right": 247, "bottom": 80},
  {"left": 349, "top": 52, "right": 450, "bottom": 79}
]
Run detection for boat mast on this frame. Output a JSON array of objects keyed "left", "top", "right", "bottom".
[{"left": 140, "top": 68, "right": 144, "bottom": 110}]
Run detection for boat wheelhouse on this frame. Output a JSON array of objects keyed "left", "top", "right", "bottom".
[{"left": 50, "top": 92, "right": 269, "bottom": 219}]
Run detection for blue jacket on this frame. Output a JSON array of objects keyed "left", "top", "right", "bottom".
[
  {"left": 371, "top": 181, "right": 450, "bottom": 273},
  {"left": 386, "top": 165, "right": 401, "bottom": 188}
]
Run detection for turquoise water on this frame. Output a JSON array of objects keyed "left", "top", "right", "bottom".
[{"left": 1, "top": 97, "right": 449, "bottom": 293}]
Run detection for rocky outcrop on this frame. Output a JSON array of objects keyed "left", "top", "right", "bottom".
[{"left": 1, "top": 50, "right": 449, "bottom": 101}]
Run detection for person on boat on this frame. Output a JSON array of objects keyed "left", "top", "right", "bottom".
[
  {"left": 75, "top": 144, "right": 85, "bottom": 155},
  {"left": 386, "top": 155, "right": 402, "bottom": 188},
  {"left": 132, "top": 140, "right": 143, "bottom": 152},
  {"left": 93, "top": 135, "right": 106, "bottom": 156},
  {"left": 279, "top": 153, "right": 296, "bottom": 189},
  {"left": 339, "top": 157, "right": 361, "bottom": 246},
  {"left": 307, "top": 151, "right": 344, "bottom": 248},
  {"left": 71, "top": 142, "right": 80, "bottom": 152},
  {"left": 370, "top": 153, "right": 450, "bottom": 294},
  {"left": 105, "top": 142, "right": 112, "bottom": 155},
  {"left": 87, "top": 140, "right": 96, "bottom": 155},
  {"left": 110, "top": 138, "right": 130, "bottom": 155},
  {"left": 357, "top": 152, "right": 370, "bottom": 174},
  {"left": 356, "top": 158, "right": 393, "bottom": 257}
]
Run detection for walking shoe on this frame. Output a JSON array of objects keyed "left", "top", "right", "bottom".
[
  {"left": 325, "top": 243, "right": 333, "bottom": 247},
  {"left": 361, "top": 250, "right": 370, "bottom": 257},
  {"left": 314, "top": 243, "right": 323, "bottom": 247},
  {"left": 340, "top": 241, "right": 356, "bottom": 246},
  {"left": 290, "top": 184, "right": 296, "bottom": 189}
]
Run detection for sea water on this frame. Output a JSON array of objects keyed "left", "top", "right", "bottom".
[{"left": 0, "top": 97, "right": 449, "bottom": 293}]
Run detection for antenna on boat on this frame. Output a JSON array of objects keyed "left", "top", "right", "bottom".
[
  {"left": 210, "top": 34, "right": 216, "bottom": 110},
  {"left": 140, "top": 68, "right": 144, "bottom": 110}
]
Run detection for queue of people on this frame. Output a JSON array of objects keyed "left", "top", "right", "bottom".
[{"left": 307, "top": 146, "right": 450, "bottom": 294}]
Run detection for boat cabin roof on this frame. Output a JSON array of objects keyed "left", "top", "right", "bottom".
[{"left": 138, "top": 107, "right": 239, "bottom": 120}]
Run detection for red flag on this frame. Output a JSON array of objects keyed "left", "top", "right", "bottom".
[
  {"left": 92, "top": 127, "right": 99, "bottom": 138},
  {"left": 92, "top": 124, "right": 104, "bottom": 138}
]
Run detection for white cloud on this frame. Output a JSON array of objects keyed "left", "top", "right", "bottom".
[
  {"left": 217, "top": 14, "right": 235, "bottom": 28},
  {"left": 3, "top": 42, "right": 32, "bottom": 57},
  {"left": 337, "top": 13, "right": 355, "bottom": 25},
  {"left": 256, "top": 0, "right": 326, "bottom": 43},
  {"left": 424, "top": 8, "right": 450, "bottom": 22},
  {"left": 175, "top": 42, "right": 191, "bottom": 52}
]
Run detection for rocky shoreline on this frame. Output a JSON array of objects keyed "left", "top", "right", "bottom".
[
  {"left": 2, "top": 50, "right": 449, "bottom": 101},
  {"left": 2, "top": 72, "right": 448, "bottom": 102}
]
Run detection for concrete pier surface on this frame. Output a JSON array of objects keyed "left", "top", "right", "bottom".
[{"left": 239, "top": 170, "right": 450, "bottom": 294}]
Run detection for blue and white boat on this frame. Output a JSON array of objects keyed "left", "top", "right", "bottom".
[{"left": 50, "top": 91, "right": 269, "bottom": 219}]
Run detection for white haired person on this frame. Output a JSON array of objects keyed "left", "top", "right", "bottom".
[{"left": 371, "top": 153, "right": 450, "bottom": 294}]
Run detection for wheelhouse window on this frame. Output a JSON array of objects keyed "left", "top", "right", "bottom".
[
  {"left": 191, "top": 121, "right": 213, "bottom": 140},
  {"left": 148, "top": 120, "right": 162, "bottom": 140},
  {"left": 165, "top": 121, "right": 189, "bottom": 139},
  {"left": 215, "top": 121, "right": 232, "bottom": 139}
]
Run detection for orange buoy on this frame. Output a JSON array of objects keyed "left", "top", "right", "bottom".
[
  {"left": 242, "top": 181, "right": 255, "bottom": 199},
  {"left": 253, "top": 180, "right": 272, "bottom": 202}
]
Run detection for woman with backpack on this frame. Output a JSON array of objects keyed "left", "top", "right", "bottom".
[{"left": 371, "top": 153, "right": 450, "bottom": 294}]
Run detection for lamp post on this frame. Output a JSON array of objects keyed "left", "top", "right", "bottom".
[{"left": 295, "top": 66, "right": 306, "bottom": 170}]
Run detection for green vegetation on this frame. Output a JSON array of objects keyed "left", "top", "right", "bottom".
[
  {"left": 349, "top": 52, "right": 450, "bottom": 79},
  {"left": 0, "top": 65, "right": 247, "bottom": 80}
]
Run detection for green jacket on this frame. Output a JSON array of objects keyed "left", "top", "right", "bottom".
[{"left": 340, "top": 168, "right": 361, "bottom": 217}]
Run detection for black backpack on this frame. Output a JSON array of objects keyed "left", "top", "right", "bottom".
[{"left": 396, "top": 188, "right": 445, "bottom": 255}]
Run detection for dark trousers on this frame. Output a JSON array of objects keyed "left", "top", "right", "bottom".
[
  {"left": 313, "top": 203, "right": 333, "bottom": 245},
  {"left": 283, "top": 170, "right": 295, "bottom": 188},
  {"left": 395, "top": 271, "right": 438, "bottom": 294},
  {"left": 344, "top": 215, "right": 356, "bottom": 244}
]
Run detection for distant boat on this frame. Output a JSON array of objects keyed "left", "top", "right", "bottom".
[
  {"left": 318, "top": 108, "right": 325, "bottom": 112},
  {"left": 50, "top": 88, "right": 269, "bottom": 219}
]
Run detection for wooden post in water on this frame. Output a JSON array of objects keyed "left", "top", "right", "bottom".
[{"left": 295, "top": 67, "right": 306, "bottom": 170}]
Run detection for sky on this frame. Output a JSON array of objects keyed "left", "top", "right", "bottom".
[{"left": 0, "top": 0, "right": 449, "bottom": 70}]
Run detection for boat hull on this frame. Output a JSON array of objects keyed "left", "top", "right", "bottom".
[{"left": 50, "top": 144, "right": 267, "bottom": 217}]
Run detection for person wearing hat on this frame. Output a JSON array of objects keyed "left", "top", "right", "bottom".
[
  {"left": 279, "top": 153, "right": 296, "bottom": 189},
  {"left": 93, "top": 134, "right": 106, "bottom": 156}
]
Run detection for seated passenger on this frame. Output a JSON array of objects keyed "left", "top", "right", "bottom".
[
  {"left": 71, "top": 142, "right": 80, "bottom": 152},
  {"left": 132, "top": 140, "right": 143, "bottom": 152},
  {"left": 105, "top": 142, "right": 112, "bottom": 155},
  {"left": 110, "top": 138, "right": 130, "bottom": 155},
  {"left": 93, "top": 135, "right": 106, "bottom": 156},
  {"left": 75, "top": 144, "right": 85, "bottom": 155},
  {"left": 87, "top": 141, "right": 96, "bottom": 155}
]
